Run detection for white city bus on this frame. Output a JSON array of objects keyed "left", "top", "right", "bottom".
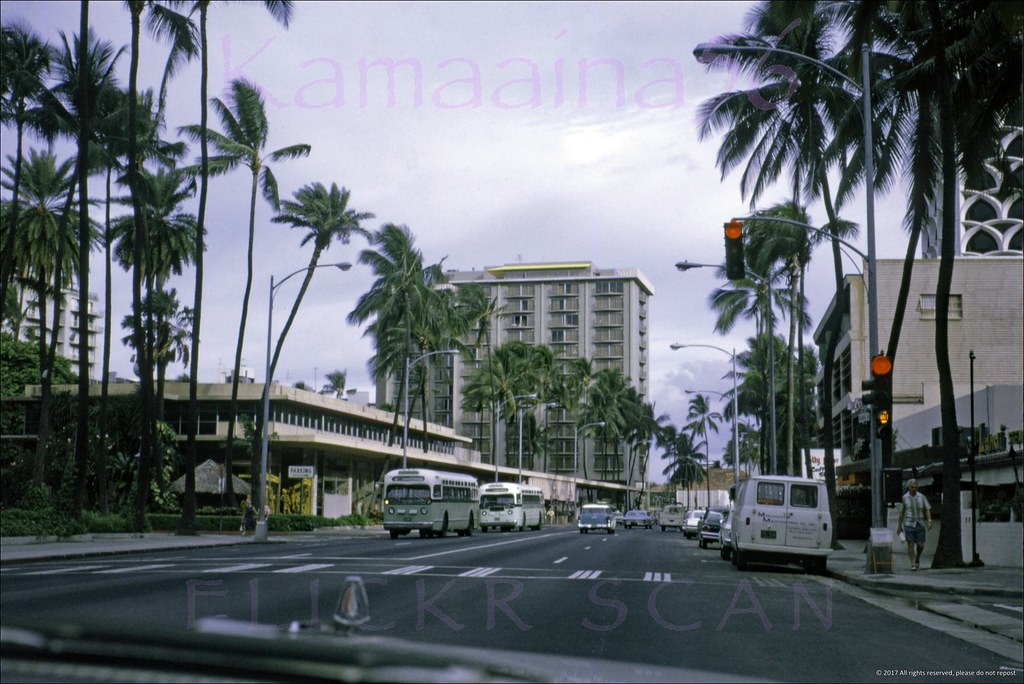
[
  {"left": 478, "top": 482, "right": 545, "bottom": 532},
  {"left": 382, "top": 468, "right": 479, "bottom": 539}
]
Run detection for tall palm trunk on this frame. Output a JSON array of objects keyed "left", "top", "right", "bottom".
[
  {"left": 927, "top": 0, "right": 963, "bottom": 568},
  {"left": 786, "top": 256, "right": 799, "bottom": 476},
  {"left": 98, "top": 164, "right": 113, "bottom": 513},
  {"left": 180, "top": 1, "right": 209, "bottom": 534},
  {"left": 127, "top": 1, "right": 156, "bottom": 533},
  {"left": 227, "top": 169, "right": 259, "bottom": 493},
  {"left": 73, "top": 0, "right": 92, "bottom": 515}
]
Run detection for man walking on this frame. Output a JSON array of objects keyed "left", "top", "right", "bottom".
[{"left": 897, "top": 479, "right": 932, "bottom": 570}]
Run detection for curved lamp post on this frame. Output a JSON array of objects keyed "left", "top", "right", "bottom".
[
  {"left": 672, "top": 343, "right": 740, "bottom": 504},
  {"left": 693, "top": 40, "right": 882, "bottom": 527},
  {"left": 494, "top": 393, "right": 537, "bottom": 481},
  {"left": 402, "top": 349, "right": 459, "bottom": 469},
  {"left": 257, "top": 261, "right": 351, "bottom": 542},
  {"left": 573, "top": 420, "right": 605, "bottom": 508}
]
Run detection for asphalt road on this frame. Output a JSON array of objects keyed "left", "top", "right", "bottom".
[{"left": 2, "top": 527, "right": 1019, "bottom": 683}]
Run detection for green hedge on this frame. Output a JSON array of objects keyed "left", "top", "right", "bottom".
[{"left": 0, "top": 508, "right": 379, "bottom": 538}]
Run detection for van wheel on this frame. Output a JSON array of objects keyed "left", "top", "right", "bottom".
[
  {"left": 720, "top": 544, "right": 731, "bottom": 561},
  {"left": 735, "top": 548, "right": 748, "bottom": 570}
]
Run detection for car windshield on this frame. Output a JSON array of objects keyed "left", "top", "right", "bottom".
[{"left": 2, "top": 2, "right": 1006, "bottom": 683}]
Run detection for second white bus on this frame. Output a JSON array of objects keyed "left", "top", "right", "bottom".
[
  {"left": 382, "top": 468, "right": 479, "bottom": 539},
  {"left": 478, "top": 482, "right": 545, "bottom": 532}
]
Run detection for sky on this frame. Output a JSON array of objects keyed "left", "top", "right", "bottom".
[{"left": 2, "top": 1, "right": 914, "bottom": 478}]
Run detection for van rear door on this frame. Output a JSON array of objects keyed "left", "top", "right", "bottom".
[{"left": 784, "top": 481, "right": 823, "bottom": 549}]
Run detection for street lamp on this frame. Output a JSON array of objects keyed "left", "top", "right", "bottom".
[
  {"left": 693, "top": 40, "right": 882, "bottom": 526},
  {"left": 402, "top": 349, "right": 459, "bottom": 469},
  {"left": 672, "top": 343, "right": 740, "bottom": 503},
  {"left": 494, "top": 393, "right": 537, "bottom": 481},
  {"left": 258, "top": 261, "right": 351, "bottom": 542},
  {"left": 574, "top": 421, "right": 605, "bottom": 508},
  {"left": 677, "top": 261, "right": 777, "bottom": 473}
]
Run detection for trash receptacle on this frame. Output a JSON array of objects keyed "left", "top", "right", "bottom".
[{"left": 867, "top": 527, "right": 894, "bottom": 574}]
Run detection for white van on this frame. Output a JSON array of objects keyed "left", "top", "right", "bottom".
[{"left": 729, "top": 475, "right": 832, "bottom": 574}]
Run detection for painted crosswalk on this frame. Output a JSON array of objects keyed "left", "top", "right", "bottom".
[
  {"left": 274, "top": 563, "right": 335, "bottom": 574},
  {"left": 568, "top": 569, "right": 603, "bottom": 580},
  {"left": 94, "top": 564, "right": 176, "bottom": 574},
  {"left": 458, "top": 567, "right": 502, "bottom": 578},
  {"left": 203, "top": 563, "right": 272, "bottom": 573},
  {"left": 383, "top": 565, "right": 434, "bottom": 575},
  {"left": 642, "top": 571, "right": 673, "bottom": 582}
]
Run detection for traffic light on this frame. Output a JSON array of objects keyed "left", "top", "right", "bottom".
[
  {"left": 861, "top": 354, "right": 893, "bottom": 440},
  {"left": 724, "top": 220, "right": 744, "bottom": 280}
]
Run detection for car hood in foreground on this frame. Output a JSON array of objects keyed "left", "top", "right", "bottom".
[{"left": 2, "top": 618, "right": 770, "bottom": 684}]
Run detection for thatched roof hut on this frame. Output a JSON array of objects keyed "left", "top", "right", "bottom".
[{"left": 169, "top": 458, "right": 250, "bottom": 495}]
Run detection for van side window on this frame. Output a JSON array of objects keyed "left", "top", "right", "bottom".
[
  {"left": 790, "top": 484, "right": 817, "bottom": 508},
  {"left": 756, "top": 482, "right": 785, "bottom": 506}
]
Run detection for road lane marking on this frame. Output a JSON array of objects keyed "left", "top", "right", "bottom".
[
  {"left": 569, "top": 570, "right": 602, "bottom": 580},
  {"left": 554, "top": 557, "right": 568, "bottom": 564},
  {"left": 203, "top": 563, "right": 271, "bottom": 573},
  {"left": 94, "top": 564, "right": 176, "bottom": 574},
  {"left": 643, "top": 571, "right": 673, "bottom": 582},
  {"left": 274, "top": 563, "right": 335, "bottom": 573},
  {"left": 458, "top": 567, "right": 502, "bottom": 577},
  {"left": 383, "top": 565, "right": 434, "bottom": 575},
  {"left": 405, "top": 531, "right": 570, "bottom": 561},
  {"left": 24, "top": 565, "right": 105, "bottom": 575}
]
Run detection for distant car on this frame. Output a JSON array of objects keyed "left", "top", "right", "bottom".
[
  {"left": 577, "top": 504, "right": 616, "bottom": 534},
  {"left": 699, "top": 511, "right": 724, "bottom": 548},
  {"left": 621, "top": 509, "right": 654, "bottom": 529},
  {"left": 658, "top": 504, "right": 686, "bottom": 532},
  {"left": 719, "top": 511, "right": 733, "bottom": 560},
  {"left": 682, "top": 510, "right": 705, "bottom": 539}
]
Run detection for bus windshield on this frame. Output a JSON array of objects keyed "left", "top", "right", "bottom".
[
  {"left": 481, "top": 494, "right": 516, "bottom": 510},
  {"left": 386, "top": 485, "right": 431, "bottom": 505}
]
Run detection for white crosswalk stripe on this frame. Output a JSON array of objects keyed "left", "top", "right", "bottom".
[
  {"left": 25, "top": 565, "right": 105, "bottom": 575},
  {"left": 643, "top": 571, "right": 673, "bottom": 582},
  {"left": 383, "top": 565, "right": 434, "bottom": 575},
  {"left": 458, "top": 567, "right": 502, "bottom": 577},
  {"left": 203, "top": 563, "right": 272, "bottom": 573},
  {"left": 751, "top": 576, "right": 787, "bottom": 588},
  {"left": 568, "top": 570, "right": 602, "bottom": 580},
  {"left": 94, "top": 564, "right": 176, "bottom": 574},
  {"left": 274, "top": 564, "right": 335, "bottom": 574}
]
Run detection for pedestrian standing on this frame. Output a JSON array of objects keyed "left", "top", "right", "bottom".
[
  {"left": 897, "top": 479, "right": 932, "bottom": 570},
  {"left": 242, "top": 501, "right": 256, "bottom": 536}
]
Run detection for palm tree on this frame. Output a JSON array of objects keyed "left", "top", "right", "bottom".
[
  {"left": 112, "top": 164, "right": 198, "bottom": 409},
  {"left": 268, "top": 182, "right": 371, "bottom": 382},
  {"left": 833, "top": 0, "right": 1021, "bottom": 567},
  {"left": 1, "top": 149, "right": 84, "bottom": 485},
  {"left": 322, "top": 369, "right": 346, "bottom": 397},
  {"left": 348, "top": 224, "right": 445, "bottom": 446},
  {"left": 124, "top": 0, "right": 196, "bottom": 532},
  {"left": 686, "top": 393, "right": 722, "bottom": 506},
  {"left": 182, "top": 76, "right": 310, "bottom": 495},
  {"left": 0, "top": 22, "right": 53, "bottom": 314},
  {"left": 180, "top": 0, "right": 294, "bottom": 529},
  {"left": 658, "top": 423, "right": 705, "bottom": 510}
]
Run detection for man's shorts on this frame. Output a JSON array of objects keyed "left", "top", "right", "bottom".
[{"left": 904, "top": 522, "right": 926, "bottom": 544}]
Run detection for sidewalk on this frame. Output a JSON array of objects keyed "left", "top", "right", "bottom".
[{"left": 2, "top": 530, "right": 1021, "bottom": 653}]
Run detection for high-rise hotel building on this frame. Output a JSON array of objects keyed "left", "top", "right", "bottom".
[{"left": 379, "top": 261, "right": 654, "bottom": 488}]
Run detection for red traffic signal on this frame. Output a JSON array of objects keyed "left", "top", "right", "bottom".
[
  {"left": 862, "top": 354, "right": 893, "bottom": 439},
  {"left": 724, "top": 220, "right": 744, "bottom": 280}
]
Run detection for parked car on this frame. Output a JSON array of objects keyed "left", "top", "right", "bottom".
[
  {"left": 577, "top": 504, "right": 616, "bottom": 534},
  {"left": 719, "top": 511, "right": 733, "bottom": 560},
  {"left": 699, "top": 510, "right": 724, "bottom": 548},
  {"left": 682, "top": 509, "right": 705, "bottom": 539},
  {"left": 621, "top": 509, "right": 654, "bottom": 529},
  {"left": 658, "top": 504, "right": 686, "bottom": 532},
  {"left": 730, "top": 475, "right": 833, "bottom": 574}
]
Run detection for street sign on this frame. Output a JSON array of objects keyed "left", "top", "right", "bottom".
[{"left": 288, "top": 465, "right": 316, "bottom": 479}]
